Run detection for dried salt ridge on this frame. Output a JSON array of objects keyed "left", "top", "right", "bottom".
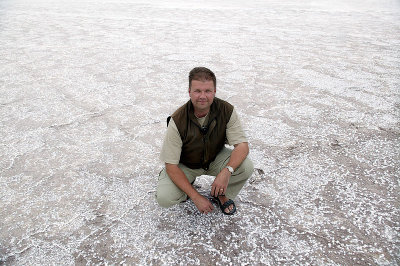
[{"left": 0, "top": 0, "right": 399, "bottom": 264}]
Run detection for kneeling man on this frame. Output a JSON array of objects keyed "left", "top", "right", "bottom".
[{"left": 156, "top": 67, "right": 253, "bottom": 215}]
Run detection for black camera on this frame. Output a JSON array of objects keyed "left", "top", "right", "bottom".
[{"left": 200, "top": 126, "right": 208, "bottom": 135}]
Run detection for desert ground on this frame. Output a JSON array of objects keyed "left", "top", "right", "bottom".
[{"left": 0, "top": 0, "right": 399, "bottom": 264}]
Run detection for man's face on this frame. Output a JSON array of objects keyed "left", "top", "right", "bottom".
[{"left": 189, "top": 79, "right": 216, "bottom": 115}]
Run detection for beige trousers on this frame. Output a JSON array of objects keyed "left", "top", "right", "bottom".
[{"left": 156, "top": 147, "right": 254, "bottom": 208}]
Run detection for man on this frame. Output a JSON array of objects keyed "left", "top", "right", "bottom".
[{"left": 156, "top": 67, "right": 253, "bottom": 215}]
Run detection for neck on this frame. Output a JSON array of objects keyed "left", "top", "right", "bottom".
[{"left": 194, "top": 110, "right": 209, "bottom": 118}]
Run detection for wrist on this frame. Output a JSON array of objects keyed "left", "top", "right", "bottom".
[
  {"left": 225, "top": 165, "right": 234, "bottom": 174},
  {"left": 188, "top": 190, "right": 202, "bottom": 200}
]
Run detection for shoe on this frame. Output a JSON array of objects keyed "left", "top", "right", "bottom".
[{"left": 213, "top": 196, "right": 236, "bottom": 215}]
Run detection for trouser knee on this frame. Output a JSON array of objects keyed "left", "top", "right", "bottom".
[
  {"left": 237, "top": 157, "right": 254, "bottom": 180},
  {"left": 156, "top": 192, "right": 177, "bottom": 208},
  {"left": 156, "top": 185, "right": 187, "bottom": 208}
]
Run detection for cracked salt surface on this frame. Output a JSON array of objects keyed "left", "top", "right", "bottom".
[{"left": 1, "top": 0, "right": 399, "bottom": 264}]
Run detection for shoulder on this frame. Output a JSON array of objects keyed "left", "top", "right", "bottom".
[
  {"left": 170, "top": 100, "right": 192, "bottom": 138},
  {"left": 171, "top": 100, "right": 190, "bottom": 126},
  {"left": 213, "top": 97, "right": 234, "bottom": 119},
  {"left": 227, "top": 107, "right": 241, "bottom": 124},
  {"left": 214, "top": 97, "right": 233, "bottom": 113},
  {"left": 167, "top": 117, "right": 179, "bottom": 132}
]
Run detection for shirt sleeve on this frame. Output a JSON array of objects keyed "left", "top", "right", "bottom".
[
  {"left": 226, "top": 108, "right": 248, "bottom": 146},
  {"left": 160, "top": 119, "right": 182, "bottom": 164}
]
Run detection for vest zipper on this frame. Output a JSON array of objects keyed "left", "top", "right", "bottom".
[
  {"left": 201, "top": 117, "right": 216, "bottom": 170},
  {"left": 202, "top": 135, "right": 207, "bottom": 170}
]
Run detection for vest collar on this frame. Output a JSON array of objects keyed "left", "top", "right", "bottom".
[{"left": 187, "top": 98, "right": 220, "bottom": 129}]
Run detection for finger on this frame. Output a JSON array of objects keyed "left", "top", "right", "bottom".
[
  {"left": 213, "top": 187, "right": 218, "bottom": 197},
  {"left": 215, "top": 187, "right": 220, "bottom": 196},
  {"left": 204, "top": 202, "right": 212, "bottom": 212},
  {"left": 211, "top": 186, "right": 215, "bottom": 197}
]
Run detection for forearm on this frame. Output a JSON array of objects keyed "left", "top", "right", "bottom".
[
  {"left": 211, "top": 143, "right": 249, "bottom": 197},
  {"left": 165, "top": 163, "right": 200, "bottom": 200},
  {"left": 226, "top": 142, "right": 249, "bottom": 170}
]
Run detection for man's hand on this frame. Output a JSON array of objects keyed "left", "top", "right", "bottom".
[
  {"left": 211, "top": 168, "right": 231, "bottom": 197},
  {"left": 166, "top": 163, "right": 213, "bottom": 214},
  {"left": 191, "top": 194, "right": 214, "bottom": 214}
]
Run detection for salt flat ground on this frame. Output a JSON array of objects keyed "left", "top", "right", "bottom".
[{"left": 0, "top": 0, "right": 399, "bottom": 264}]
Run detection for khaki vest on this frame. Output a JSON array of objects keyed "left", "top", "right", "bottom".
[{"left": 171, "top": 97, "right": 234, "bottom": 170}]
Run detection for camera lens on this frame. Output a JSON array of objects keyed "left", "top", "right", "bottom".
[{"left": 201, "top": 126, "right": 208, "bottom": 135}]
